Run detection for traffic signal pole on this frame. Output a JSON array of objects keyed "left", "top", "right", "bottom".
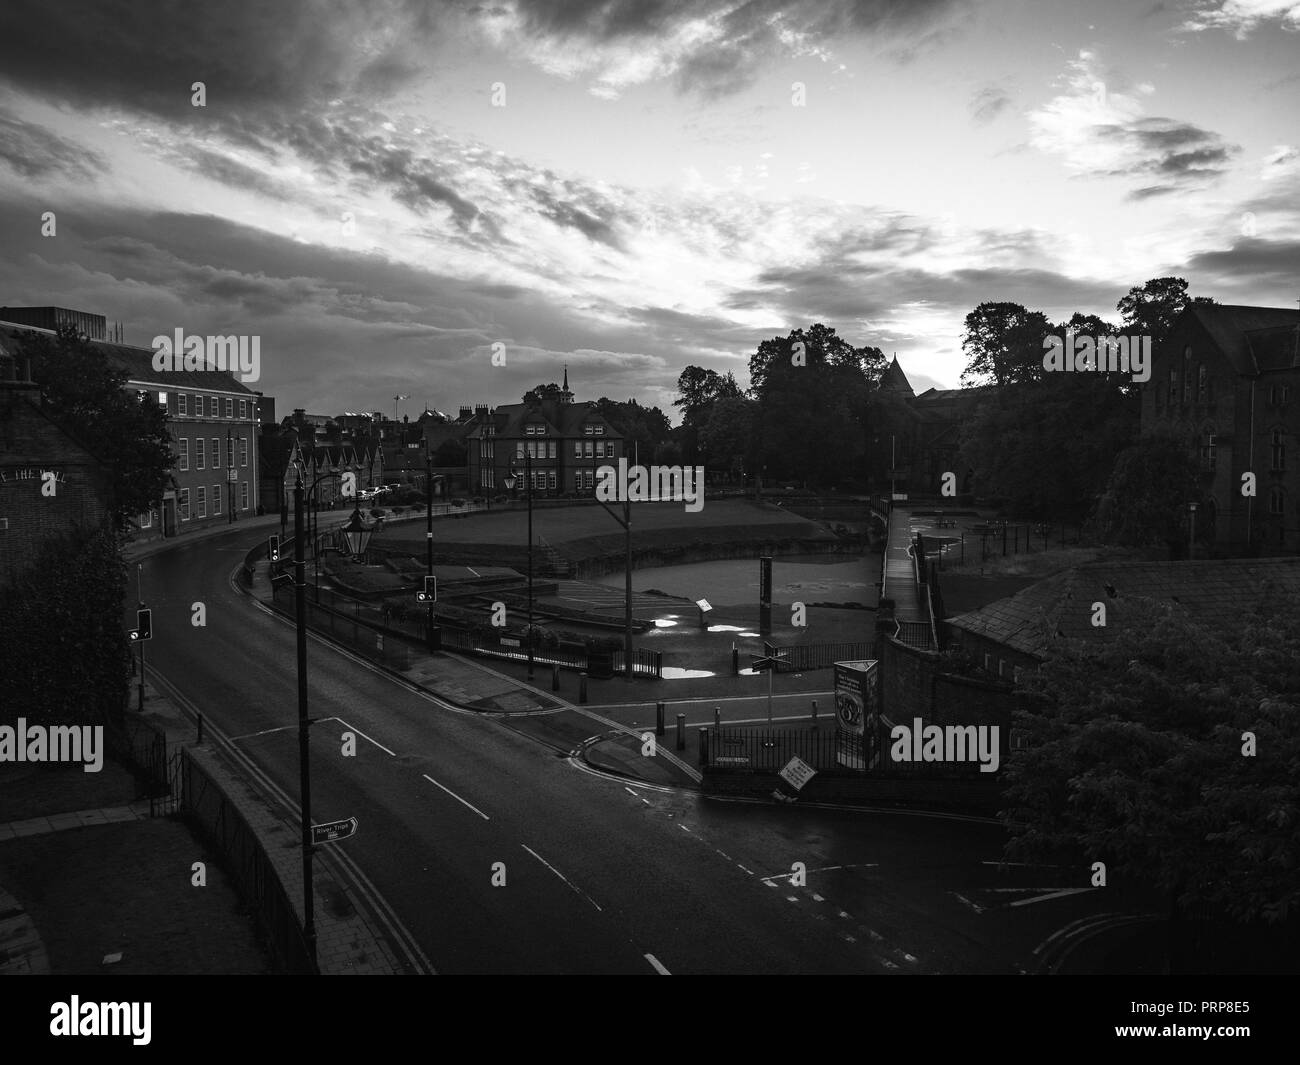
[{"left": 137, "top": 600, "right": 145, "bottom": 712}]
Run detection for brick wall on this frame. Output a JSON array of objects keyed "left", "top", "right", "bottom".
[{"left": 0, "top": 387, "right": 110, "bottom": 583}]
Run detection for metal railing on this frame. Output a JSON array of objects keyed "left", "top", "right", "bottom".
[{"left": 768, "top": 641, "right": 875, "bottom": 671}]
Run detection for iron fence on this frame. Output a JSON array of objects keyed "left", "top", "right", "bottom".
[
  {"left": 768, "top": 641, "right": 876, "bottom": 672},
  {"left": 704, "top": 727, "right": 866, "bottom": 773}
]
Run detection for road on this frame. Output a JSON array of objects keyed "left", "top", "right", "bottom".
[{"left": 129, "top": 527, "right": 1157, "bottom": 974}]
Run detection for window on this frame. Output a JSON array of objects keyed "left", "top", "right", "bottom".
[
  {"left": 225, "top": 398, "right": 233, "bottom": 418},
  {"left": 178, "top": 393, "right": 189, "bottom": 416},
  {"left": 179, "top": 489, "right": 190, "bottom": 520},
  {"left": 1168, "top": 369, "right": 1178, "bottom": 404},
  {"left": 594, "top": 441, "right": 603, "bottom": 459},
  {"left": 481, "top": 468, "right": 492, "bottom": 489},
  {"left": 157, "top": 391, "right": 168, "bottom": 408},
  {"left": 1200, "top": 429, "right": 1217, "bottom": 472},
  {"left": 583, "top": 470, "right": 594, "bottom": 489},
  {"left": 584, "top": 441, "right": 593, "bottom": 458},
  {"left": 1271, "top": 430, "right": 1285, "bottom": 471},
  {"left": 240, "top": 481, "right": 249, "bottom": 510},
  {"left": 526, "top": 440, "right": 537, "bottom": 459},
  {"left": 983, "top": 654, "right": 992, "bottom": 673},
  {"left": 138, "top": 509, "right": 152, "bottom": 529},
  {"left": 212, "top": 485, "right": 221, "bottom": 515},
  {"left": 197, "top": 438, "right": 205, "bottom": 470},
  {"left": 524, "top": 425, "right": 534, "bottom": 435},
  {"left": 573, "top": 471, "right": 582, "bottom": 491},
  {"left": 1197, "top": 365, "right": 1207, "bottom": 403},
  {"left": 607, "top": 443, "right": 617, "bottom": 458},
  {"left": 179, "top": 438, "right": 189, "bottom": 471},
  {"left": 239, "top": 400, "right": 248, "bottom": 419},
  {"left": 574, "top": 441, "right": 582, "bottom": 458},
  {"left": 584, "top": 425, "right": 594, "bottom": 435},
  {"left": 196, "top": 486, "right": 207, "bottom": 518},
  {"left": 594, "top": 425, "right": 604, "bottom": 435},
  {"left": 240, "top": 437, "right": 248, "bottom": 467},
  {"left": 1269, "top": 486, "right": 1285, "bottom": 515},
  {"left": 548, "top": 471, "right": 557, "bottom": 490},
  {"left": 212, "top": 438, "right": 220, "bottom": 468},
  {"left": 547, "top": 441, "right": 556, "bottom": 459}
]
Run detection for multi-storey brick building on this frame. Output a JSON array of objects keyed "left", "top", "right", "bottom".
[
  {"left": 0, "top": 311, "right": 263, "bottom": 542},
  {"left": 465, "top": 372, "right": 623, "bottom": 497},
  {"left": 1141, "top": 303, "right": 1300, "bottom": 554}
]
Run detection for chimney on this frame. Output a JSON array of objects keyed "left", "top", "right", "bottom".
[
  {"left": 474, "top": 403, "right": 488, "bottom": 419},
  {"left": 459, "top": 405, "right": 471, "bottom": 420}
]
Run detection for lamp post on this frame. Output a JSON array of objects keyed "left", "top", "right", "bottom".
[
  {"left": 424, "top": 445, "right": 443, "bottom": 653},
  {"left": 1188, "top": 502, "right": 1198, "bottom": 561},
  {"left": 510, "top": 447, "right": 535, "bottom": 680}
]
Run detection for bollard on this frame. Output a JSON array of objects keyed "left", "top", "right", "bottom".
[
  {"left": 714, "top": 705, "right": 721, "bottom": 731},
  {"left": 811, "top": 699, "right": 818, "bottom": 729},
  {"left": 676, "top": 713, "right": 686, "bottom": 751},
  {"left": 552, "top": 664, "right": 560, "bottom": 692},
  {"left": 656, "top": 701, "right": 665, "bottom": 737},
  {"left": 579, "top": 672, "right": 588, "bottom": 704},
  {"left": 699, "top": 727, "right": 709, "bottom": 767}
]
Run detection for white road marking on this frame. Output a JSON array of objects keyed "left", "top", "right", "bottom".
[
  {"left": 625, "top": 786, "right": 638, "bottom": 796},
  {"left": 228, "top": 724, "right": 296, "bottom": 742},
  {"left": 421, "top": 773, "right": 490, "bottom": 820},
  {"left": 786, "top": 896, "right": 799, "bottom": 903},
  {"left": 467, "top": 567, "right": 480, "bottom": 577},
  {"left": 679, "top": 824, "right": 691, "bottom": 832},
  {"left": 641, "top": 798, "right": 651, "bottom": 805},
  {"left": 811, "top": 893, "right": 825, "bottom": 902},
  {"left": 950, "top": 892, "right": 986, "bottom": 914},
  {"left": 644, "top": 953, "right": 671, "bottom": 975},
  {"left": 1009, "top": 887, "right": 1096, "bottom": 908},
  {"left": 764, "top": 881, "right": 779, "bottom": 889},
  {"left": 335, "top": 717, "right": 397, "bottom": 757},
  {"left": 715, "top": 849, "right": 733, "bottom": 861},
  {"left": 521, "top": 844, "right": 603, "bottom": 912},
  {"left": 760, "top": 863, "right": 878, "bottom": 883},
  {"left": 737, "top": 865, "right": 754, "bottom": 875}
]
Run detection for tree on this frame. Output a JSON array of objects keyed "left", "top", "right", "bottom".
[
  {"left": 432, "top": 438, "right": 467, "bottom": 466},
  {"left": 522, "top": 382, "right": 565, "bottom": 404},
  {"left": 1117, "top": 278, "right": 1216, "bottom": 349},
  {"left": 960, "top": 302, "right": 1053, "bottom": 387},
  {"left": 593, "top": 397, "right": 672, "bottom": 462},
  {"left": 1088, "top": 428, "right": 1204, "bottom": 549},
  {"left": 698, "top": 394, "right": 758, "bottom": 475},
  {"left": 19, "top": 325, "right": 173, "bottom": 531},
  {"left": 1003, "top": 591, "right": 1300, "bottom": 957}
]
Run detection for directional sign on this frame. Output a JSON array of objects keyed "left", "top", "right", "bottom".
[
  {"left": 749, "top": 642, "right": 788, "bottom": 672},
  {"left": 778, "top": 755, "right": 817, "bottom": 792},
  {"left": 310, "top": 817, "right": 358, "bottom": 845}
]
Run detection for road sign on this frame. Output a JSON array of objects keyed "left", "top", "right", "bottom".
[
  {"left": 310, "top": 817, "right": 358, "bottom": 845},
  {"left": 129, "top": 607, "right": 152, "bottom": 642},
  {"left": 778, "top": 755, "right": 817, "bottom": 792},
  {"left": 416, "top": 575, "right": 437, "bottom": 603}
]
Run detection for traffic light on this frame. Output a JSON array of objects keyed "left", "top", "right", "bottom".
[
  {"left": 130, "top": 607, "right": 153, "bottom": 642},
  {"left": 268, "top": 534, "right": 280, "bottom": 561},
  {"left": 416, "top": 575, "right": 437, "bottom": 603}
]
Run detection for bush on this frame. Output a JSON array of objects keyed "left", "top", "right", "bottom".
[
  {"left": 369, "top": 507, "right": 384, "bottom": 519},
  {"left": 493, "top": 494, "right": 508, "bottom": 504},
  {"left": 472, "top": 496, "right": 484, "bottom": 505}
]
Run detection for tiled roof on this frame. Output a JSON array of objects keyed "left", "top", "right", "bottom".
[
  {"left": 1183, "top": 304, "right": 1300, "bottom": 376},
  {"left": 0, "top": 325, "right": 258, "bottom": 395},
  {"left": 945, "top": 557, "right": 1300, "bottom": 659},
  {"left": 466, "top": 399, "right": 620, "bottom": 439}
]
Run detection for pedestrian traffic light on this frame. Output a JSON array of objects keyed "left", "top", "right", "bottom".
[
  {"left": 416, "top": 575, "right": 437, "bottom": 603},
  {"left": 130, "top": 607, "right": 153, "bottom": 642},
  {"left": 268, "top": 534, "right": 280, "bottom": 561}
]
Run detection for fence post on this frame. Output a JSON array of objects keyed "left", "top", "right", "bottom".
[
  {"left": 552, "top": 664, "right": 560, "bottom": 692},
  {"left": 811, "top": 699, "right": 818, "bottom": 728},
  {"left": 656, "top": 701, "right": 665, "bottom": 737},
  {"left": 579, "top": 672, "right": 588, "bottom": 704},
  {"left": 699, "top": 727, "right": 709, "bottom": 767},
  {"left": 714, "top": 705, "right": 721, "bottom": 731},
  {"left": 676, "top": 713, "right": 685, "bottom": 751}
]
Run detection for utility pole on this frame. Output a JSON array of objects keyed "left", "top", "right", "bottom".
[{"left": 292, "top": 476, "right": 317, "bottom": 969}]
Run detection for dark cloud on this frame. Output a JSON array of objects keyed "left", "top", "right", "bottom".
[
  {"left": 0, "top": 108, "right": 108, "bottom": 181},
  {"left": 1095, "top": 116, "right": 1239, "bottom": 190}
]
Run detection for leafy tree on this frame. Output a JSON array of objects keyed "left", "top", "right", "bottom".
[
  {"left": 1003, "top": 591, "right": 1300, "bottom": 952},
  {"left": 522, "top": 382, "right": 565, "bottom": 404},
  {"left": 592, "top": 396, "right": 672, "bottom": 462},
  {"left": 1117, "top": 277, "right": 1216, "bottom": 349},
  {"left": 1088, "top": 428, "right": 1204, "bottom": 549},
  {"left": 698, "top": 394, "right": 758, "bottom": 475},
  {"left": 19, "top": 325, "right": 173, "bottom": 531},
  {"left": 960, "top": 302, "right": 1053, "bottom": 387}
]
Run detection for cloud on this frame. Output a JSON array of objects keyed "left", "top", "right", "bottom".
[
  {"left": 1029, "top": 51, "right": 1238, "bottom": 197},
  {"left": 0, "top": 108, "right": 109, "bottom": 181},
  {"left": 1179, "top": 1, "right": 1300, "bottom": 37}
]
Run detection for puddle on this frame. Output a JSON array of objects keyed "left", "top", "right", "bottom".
[
  {"left": 660, "top": 667, "right": 716, "bottom": 679},
  {"left": 652, "top": 618, "right": 679, "bottom": 628}
]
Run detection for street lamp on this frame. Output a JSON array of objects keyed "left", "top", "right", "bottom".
[
  {"left": 1188, "top": 502, "right": 1198, "bottom": 561},
  {"left": 509, "top": 446, "right": 534, "bottom": 680},
  {"left": 340, "top": 506, "right": 375, "bottom": 560}
]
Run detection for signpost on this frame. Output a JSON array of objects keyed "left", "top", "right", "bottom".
[
  {"left": 779, "top": 755, "right": 817, "bottom": 791},
  {"left": 750, "top": 641, "right": 788, "bottom": 725},
  {"left": 310, "top": 817, "right": 358, "bottom": 846}
]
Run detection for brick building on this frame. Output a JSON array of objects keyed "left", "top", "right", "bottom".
[
  {"left": 1141, "top": 303, "right": 1300, "bottom": 553},
  {"left": 0, "top": 338, "right": 112, "bottom": 583}
]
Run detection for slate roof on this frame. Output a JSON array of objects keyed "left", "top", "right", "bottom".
[
  {"left": 1181, "top": 304, "right": 1300, "bottom": 376},
  {"left": 945, "top": 557, "right": 1300, "bottom": 659},
  {"left": 0, "top": 324, "right": 258, "bottom": 395},
  {"left": 879, "top": 356, "right": 914, "bottom": 395},
  {"left": 466, "top": 398, "right": 620, "bottom": 439}
]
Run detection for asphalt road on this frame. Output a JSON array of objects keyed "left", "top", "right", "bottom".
[{"left": 129, "top": 527, "right": 1157, "bottom": 974}]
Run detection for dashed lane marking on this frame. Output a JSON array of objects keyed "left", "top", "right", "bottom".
[
  {"left": 521, "top": 844, "right": 603, "bottom": 913},
  {"left": 644, "top": 953, "right": 671, "bottom": 975},
  {"left": 421, "top": 773, "right": 490, "bottom": 821}
]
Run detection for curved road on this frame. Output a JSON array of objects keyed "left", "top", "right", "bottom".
[{"left": 129, "top": 526, "right": 1148, "bottom": 974}]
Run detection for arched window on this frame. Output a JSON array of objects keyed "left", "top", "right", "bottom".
[
  {"left": 1200, "top": 425, "right": 1217, "bottom": 471},
  {"left": 1197, "top": 364, "right": 1207, "bottom": 403},
  {"left": 1271, "top": 429, "right": 1286, "bottom": 472}
]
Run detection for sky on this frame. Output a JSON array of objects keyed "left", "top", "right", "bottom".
[{"left": 0, "top": 0, "right": 1296, "bottom": 422}]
